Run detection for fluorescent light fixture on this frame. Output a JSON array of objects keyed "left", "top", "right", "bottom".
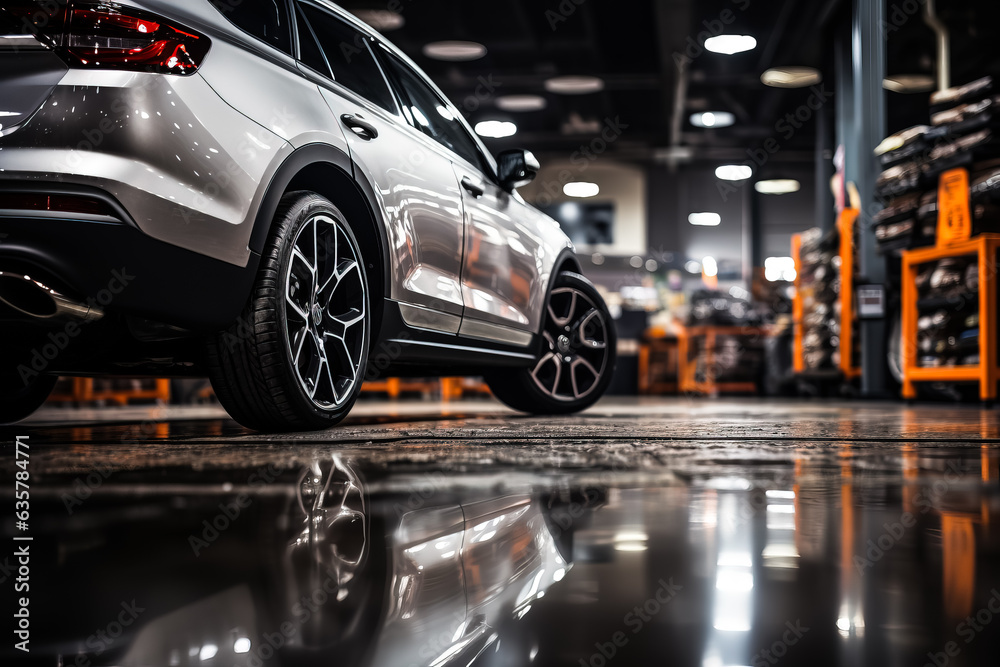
[
  {"left": 702, "top": 256, "right": 718, "bottom": 277},
  {"left": 761, "top": 66, "right": 823, "bottom": 88},
  {"left": 199, "top": 645, "right": 218, "bottom": 661},
  {"left": 704, "top": 34, "right": 757, "bottom": 55},
  {"left": 884, "top": 74, "right": 935, "bottom": 94},
  {"left": 233, "top": 638, "right": 251, "bottom": 654},
  {"left": 563, "top": 182, "right": 600, "bottom": 198},
  {"left": 755, "top": 179, "right": 800, "bottom": 195},
  {"left": 422, "top": 40, "right": 487, "bottom": 61},
  {"left": 544, "top": 75, "right": 605, "bottom": 95},
  {"left": 765, "top": 257, "right": 796, "bottom": 282},
  {"left": 689, "top": 212, "right": 722, "bottom": 226},
  {"left": 716, "top": 165, "right": 752, "bottom": 181},
  {"left": 351, "top": 9, "right": 404, "bottom": 31},
  {"left": 690, "top": 111, "right": 735, "bottom": 128},
  {"left": 496, "top": 94, "right": 547, "bottom": 112},
  {"left": 474, "top": 120, "right": 517, "bottom": 138}
]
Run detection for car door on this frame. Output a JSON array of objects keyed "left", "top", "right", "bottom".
[
  {"left": 375, "top": 49, "right": 544, "bottom": 346},
  {"left": 294, "top": 2, "right": 466, "bottom": 329}
]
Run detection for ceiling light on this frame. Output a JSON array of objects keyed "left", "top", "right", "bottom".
[
  {"left": 765, "top": 257, "right": 797, "bottom": 282},
  {"left": 422, "top": 41, "right": 487, "bottom": 61},
  {"left": 563, "top": 182, "right": 600, "bottom": 198},
  {"left": 761, "top": 66, "right": 823, "bottom": 88},
  {"left": 690, "top": 111, "right": 735, "bottom": 128},
  {"left": 689, "top": 212, "right": 722, "bottom": 226},
  {"left": 474, "top": 120, "right": 517, "bottom": 138},
  {"left": 496, "top": 94, "right": 547, "bottom": 112},
  {"left": 715, "top": 165, "right": 752, "bottom": 181},
  {"left": 544, "top": 76, "right": 605, "bottom": 95},
  {"left": 645, "top": 259, "right": 659, "bottom": 272},
  {"left": 702, "top": 256, "right": 719, "bottom": 278},
  {"left": 629, "top": 256, "right": 644, "bottom": 269},
  {"left": 704, "top": 35, "right": 757, "bottom": 55},
  {"left": 883, "top": 74, "right": 935, "bottom": 94},
  {"left": 351, "top": 9, "right": 404, "bottom": 31},
  {"left": 755, "top": 179, "right": 801, "bottom": 195},
  {"left": 685, "top": 261, "right": 702, "bottom": 274}
]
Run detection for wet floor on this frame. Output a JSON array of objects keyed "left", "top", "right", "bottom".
[{"left": 2, "top": 398, "right": 1000, "bottom": 667}]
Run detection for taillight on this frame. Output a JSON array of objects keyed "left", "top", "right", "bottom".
[{"left": 58, "top": 2, "right": 210, "bottom": 75}]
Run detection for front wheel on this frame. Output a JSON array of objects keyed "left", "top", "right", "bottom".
[
  {"left": 487, "top": 272, "right": 616, "bottom": 414},
  {"left": 206, "top": 193, "right": 370, "bottom": 432}
]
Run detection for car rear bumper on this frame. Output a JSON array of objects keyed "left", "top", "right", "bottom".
[{"left": 0, "top": 183, "right": 256, "bottom": 331}]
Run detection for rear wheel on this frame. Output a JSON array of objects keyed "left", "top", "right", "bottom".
[
  {"left": 0, "top": 360, "right": 56, "bottom": 424},
  {"left": 487, "top": 272, "right": 616, "bottom": 414},
  {"left": 206, "top": 193, "right": 370, "bottom": 432}
]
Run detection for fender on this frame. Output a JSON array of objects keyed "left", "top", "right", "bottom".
[{"left": 247, "top": 142, "right": 392, "bottom": 300}]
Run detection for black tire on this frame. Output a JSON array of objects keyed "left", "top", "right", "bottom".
[
  {"left": 487, "top": 272, "right": 616, "bottom": 415},
  {"left": 206, "top": 192, "right": 371, "bottom": 432},
  {"left": 0, "top": 366, "right": 57, "bottom": 424}
]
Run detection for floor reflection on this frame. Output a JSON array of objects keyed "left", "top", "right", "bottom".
[{"left": 3, "top": 401, "right": 1000, "bottom": 666}]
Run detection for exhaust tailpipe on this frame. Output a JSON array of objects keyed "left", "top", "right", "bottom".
[{"left": 0, "top": 272, "right": 103, "bottom": 323}]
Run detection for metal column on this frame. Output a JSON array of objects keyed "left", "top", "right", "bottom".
[{"left": 842, "top": 0, "right": 888, "bottom": 397}]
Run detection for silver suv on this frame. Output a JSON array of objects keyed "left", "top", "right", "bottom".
[{"left": 0, "top": 0, "right": 616, "bottom": 431}]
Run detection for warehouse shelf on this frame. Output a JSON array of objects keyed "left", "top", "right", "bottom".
[
  {"left": 678, "top": 325, "right": 771, "bottom": 396},
  {"left": 901, "top": 232, "right": 1000, "bottom": 401}
]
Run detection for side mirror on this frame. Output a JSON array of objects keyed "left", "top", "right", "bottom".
[{"left": 497, "top": 149, "right": 540, "bottom": 192}]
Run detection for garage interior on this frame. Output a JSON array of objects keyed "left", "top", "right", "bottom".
[{"left": 5, "top": 0, "right": 1000, "bottom": 666}]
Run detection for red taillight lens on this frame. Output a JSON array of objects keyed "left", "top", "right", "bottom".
[{"left": 61, "top": 2, "right": 209, "bottom": 75}]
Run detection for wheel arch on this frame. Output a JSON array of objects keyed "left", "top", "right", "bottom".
[{"left": 250, "top": 143, "right": 391, "bottom": 341}]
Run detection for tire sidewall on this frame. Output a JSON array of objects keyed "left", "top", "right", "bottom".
[{"left": 275, "top": 198, "right": 370, "bottom": 425}]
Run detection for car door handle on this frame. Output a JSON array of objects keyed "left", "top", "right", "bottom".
[
  {"left": 461, "top": 176, "right": 485, "bottom": 198},
  {"left": 340, "top": 113, "right": 379, "bottom": 140}
]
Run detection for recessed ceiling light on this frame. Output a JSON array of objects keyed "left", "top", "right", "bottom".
[
  {"left": 883, "top": 74, "right": 935, "bottom": 94},
  {"left": 702, "top": 256, "right": 719, "bottom": 277},
  {"left": 690, "top": 111, "right": 735, "bottom": 128},
  {"left": 422, "top": 41, "right": 487, "bottom": 61},
  {"left": 545, "top": 76, "right": 605, "bottom": 95},
  {"left": 495, "top": 94, "right": 548, "bottom": 112},
  {"left": 761, "top": 66, "right": 823, "bottom": 88},
  {"left": 689, "top": 212, "right": 722, "bottom": 226},
  {"left": 704, "top": 35, "right": 757, "bottom": 55},
  {"left": 351, "top": 9, "right": 405, "bottom": 31},
  {"left": 563, "top": 182, "right": 600, "bottom": 198},
  {"left": 715, "top": 165, "right": 752, "bottom": 181},
  {"left": 755, "top": 179, "right": 801, "bottom": 195},
  {"left": 474, "top": 120, "right": 517, "bottom": 138}
]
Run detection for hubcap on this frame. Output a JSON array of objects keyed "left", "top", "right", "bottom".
[
  {"left": 531, "top": 287, "right": 610, "bottom": 401},
  {"left": 284, "top": 214, "right": 367, "bottom": 410}
]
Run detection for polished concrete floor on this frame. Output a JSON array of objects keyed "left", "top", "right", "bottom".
[{"left": 3, "top": 398, "right": 1000, "bottom": 667}]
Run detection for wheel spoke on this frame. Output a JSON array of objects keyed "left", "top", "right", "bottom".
[
  {"left": 531, "top": 352, "right": 562, "bottom": 398},
  {"left": 570, "top": 357, "right": 600, "bottom": 399},
  {"left": 577, "top": 309, "right": 607, "bottom": 350}
]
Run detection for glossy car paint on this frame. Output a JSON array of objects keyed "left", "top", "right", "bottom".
[{"left": 0, "top": 0, "right": 575, "bottom": 346}]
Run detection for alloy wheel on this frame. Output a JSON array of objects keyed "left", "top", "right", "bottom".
[
  {"left": 285, "top": 214, "right": 367, "bottom": 410},
  {"left": 532, "top": 287, "right": 610, "bottom": 401}
]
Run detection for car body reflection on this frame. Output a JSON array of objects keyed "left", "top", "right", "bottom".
[{"left": 13, "top": 456, "right": 602, "bottom": 667}]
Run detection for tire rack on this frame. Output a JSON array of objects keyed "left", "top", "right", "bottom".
[
  {"left": 791, "top": 208, "right": 862, "bottom": 381},
  {"left": 901, "top": 233, "right": 1000, "bottom": 401},
  {"left": 678, "top": 325, "right": 771, "bottom": 396},
  {"left": 48, "top": 378, "right": 171, "bottom": 406}
]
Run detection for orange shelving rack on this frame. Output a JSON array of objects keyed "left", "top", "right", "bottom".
[
  {"left": 901, "top": 233, "right": 1000, "bottom": 402},
  {"left": 791, "top": 208, "right": 862, "bottom": 381},
  {"left": 677, "top": 325, "right": 771, "bottom": 396}
]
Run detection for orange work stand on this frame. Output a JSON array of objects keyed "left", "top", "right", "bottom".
[
  {"left": 677, "top": 325, "right": 770, "bottom": 395},
  {"left": 901, "top": 233, "right": 1000, "bottom": 401}
]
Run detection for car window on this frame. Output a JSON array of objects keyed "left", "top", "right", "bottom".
[
  {"left": 378, "top": 49, "right": 489, "bottom": 172},
  {"left": 208, "top": 0, "right": 293, "bottom": 55},
  {"left": 296, "top": 3, "right": 396, "bottom": 114}
]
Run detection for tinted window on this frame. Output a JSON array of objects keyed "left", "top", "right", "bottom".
[
  {"left": 379, "top": 50, "right": 484, "bottom": 170},
  {"left": 297, "top": 4, "right": 396, "bottom": 113},
  {"left": 208, "top": 0, "right": 292, "bottom": 54}
]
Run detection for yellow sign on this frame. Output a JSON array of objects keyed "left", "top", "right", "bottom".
[{"left": 938, "top": 168, "right": 972, "bottom": 246}]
